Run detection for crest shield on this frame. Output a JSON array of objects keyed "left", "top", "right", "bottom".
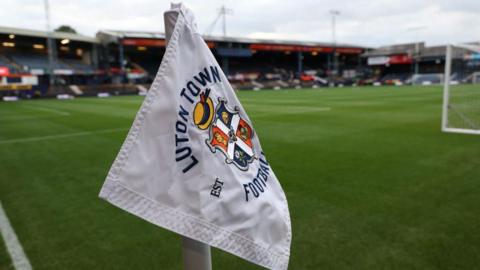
[{"left": 206, "top": 98, "right": 255, "bottom": 170}]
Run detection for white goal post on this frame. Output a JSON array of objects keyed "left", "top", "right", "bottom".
[{"left": 442, "top": 44, "right": 480, "bottom": 135}]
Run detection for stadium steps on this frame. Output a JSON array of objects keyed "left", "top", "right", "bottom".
[
  {"left": 131, "top": 62, "right": 148, "bottom": 74},
  {"left": 136, "top": 85, "right": 148, "bottom": 94},
  {"left": 69, "top": 85, "right": 84, "bottom": 95},
  {"left": 251, "top": 80, "right": 264, "bottom": 89},
  {"left": 47, "top": 85, "right": 71, "bottom": 97},
  {"left": 276, "top": 80, "right": 289, "bottom": 87}
]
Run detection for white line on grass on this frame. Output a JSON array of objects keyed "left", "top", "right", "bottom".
[
  {"left": 0, "top": 128, "right": 127, "bottom": 145},
  {"left": 22, "top": 105, "right": 70, "bottom": 116},
  {"left": 0, "top": 201, "right": 32, "bottom": 270}
]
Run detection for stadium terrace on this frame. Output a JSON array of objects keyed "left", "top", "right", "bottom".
[{"left": 0, "top": 26, "right": 479, "bottom": 99}]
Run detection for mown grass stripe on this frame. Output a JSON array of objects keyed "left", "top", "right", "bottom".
[{"left": 0, "top": 128, "right": 127, "bottom": 145}]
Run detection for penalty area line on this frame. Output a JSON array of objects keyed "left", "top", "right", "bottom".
[
  {"left": 0, "top": 201, "right": 32, "bottom": 270},
  {"left": 0, "top": 128, "right": 128, "bottom": 145}
]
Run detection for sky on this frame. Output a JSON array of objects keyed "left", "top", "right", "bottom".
[{"left": 0, "top": 0, "right": 479, "bottom": 47}]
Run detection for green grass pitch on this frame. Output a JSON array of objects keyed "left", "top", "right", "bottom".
[{"left": 0, "top": 85, "right": 479, "bottom": 269}]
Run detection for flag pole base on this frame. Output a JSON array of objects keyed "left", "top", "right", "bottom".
[{"left": 182, "top": 236, "right": 212, "bottom": 270}]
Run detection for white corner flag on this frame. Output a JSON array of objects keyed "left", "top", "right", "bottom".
[{"left": 99, "top": 3, "right": 291, "bottom": 269}]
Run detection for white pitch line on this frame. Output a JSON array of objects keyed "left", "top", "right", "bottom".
[
  {"left": 0, "top": 128, "right": 127, "bottom": 145},
  {"left": 0, "top": 201, "right": 32, "bottom": 270},
  {"left": 22, "top": 105, "right": 70, "bottom": 116}
]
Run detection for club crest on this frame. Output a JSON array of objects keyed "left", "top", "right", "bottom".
[{"left": 193, "top": 90, "right": 256, "bottom": 171}]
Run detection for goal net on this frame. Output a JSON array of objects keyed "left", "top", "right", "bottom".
[
  {"left": 442, "top": 44, "right": 480, "bottom": 134},
  {"left": 473, "top": 72, "right": 480, "bottom": 84}
]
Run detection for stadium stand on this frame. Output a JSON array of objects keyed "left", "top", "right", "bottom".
[
  {"left": 0, "top": 26, "right": 101, "bottom": 96},
  {"left": 11, "top": 53, "right": 49, "bottom": 71},
  {"left": 362, "top": 42, "right": 480, "bottom": 86},
  {"left": 2, "top": 24, "right": 480, "bottom": 99},
  {"left": 9, "top": 52, "right": 97, "bottom": 73},
  {"left": 96, "top": 30, "right": 365, "bottom": 88}
]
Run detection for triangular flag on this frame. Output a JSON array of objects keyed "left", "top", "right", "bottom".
[{"left": 99, "top": 3, "right": 291, "bottom": 269}]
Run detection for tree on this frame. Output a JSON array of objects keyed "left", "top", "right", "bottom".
[{"left": 54, "top": 25, "right": 77, "bottom": 34}]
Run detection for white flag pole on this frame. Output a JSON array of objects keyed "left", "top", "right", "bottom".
[
  {"left": 182, "top": 236, "right": 212, "bottom": 270},
  {"left": 164, "top": 4, "right": 212, "bottom": 270}
]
